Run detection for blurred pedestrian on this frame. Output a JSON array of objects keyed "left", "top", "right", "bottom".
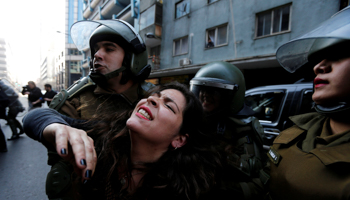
[
  {"left": 0, "top": 83, "right": 10, "bottom": 152},
  {"left": 33, "top": 84, "right": 57, "bottom": 107},
  {"left": 268, "top": 6, "right": 350, "bottom": 200},
  {"left": 0, "top": 80, "right": 25, "bottom": 140},
  {"left": 190, "top": 61, "right": 266, "bottom": 199},
  {"left": 22, "top": 81, "right": 42, "bottom": 110}
]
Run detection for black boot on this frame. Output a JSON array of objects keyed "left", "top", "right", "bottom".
[
  {"left": 0, "top": 128, "right": 7, "bottom": 152},
  {"left": 7, "top": 134, "right": 20, "bottom": 141}
]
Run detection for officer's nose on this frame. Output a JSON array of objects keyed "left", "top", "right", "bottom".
[
  {"left": 313, "top": 59, "right": 332, "bottom": 75},
  {"left": 94, "top": 49, "right": 103, "bottom": 61}
]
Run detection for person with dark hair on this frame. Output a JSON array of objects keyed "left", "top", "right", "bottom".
[
  {"left": 267, "top": 6, "right": 350, "bottom": 200},
  {"left": 32, "top": 84, "right": 57, "bottom": 107},
  {"left": 23, "top": 82, "right": 225, "bottom": 199},
  {"left": 22, "top": 81, "right": 43, "bottom": 110}
]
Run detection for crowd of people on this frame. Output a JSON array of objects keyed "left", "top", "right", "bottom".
[{"left": 0, "top": 5, "right": 349, "bottom": 200}]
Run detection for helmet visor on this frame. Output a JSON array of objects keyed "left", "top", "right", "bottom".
[
  {"left": 276, "top": 6, "right": 350, "bottom": 73},
  {"left": 70, "top": 20, "right": 144, "bottom": 52}
]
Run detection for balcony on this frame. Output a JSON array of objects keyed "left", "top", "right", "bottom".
[
  {"left": 139, "top": 3, "right": 162, "bottom": 48},
  {"left": 100, "top": 0, "right": 129, "bottom": 19}
]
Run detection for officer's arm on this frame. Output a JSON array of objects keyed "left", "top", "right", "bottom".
[{"left": 23, "top": 108, "right": 70, "bottom": 142}]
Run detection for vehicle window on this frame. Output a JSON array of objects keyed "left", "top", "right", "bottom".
[
  {"left": 299, "top": 89, "right": 315, "bottom": 114},
  {"left": 245, "top": 91, "right": 285, "bottom": 122}
]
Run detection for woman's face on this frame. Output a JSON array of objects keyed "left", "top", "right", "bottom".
[
  {"left": 313, "top": 57, "right": 350, "bottom": 105},
  {"left": 127, "top": 89, "right": 186, "bottom": 147}
]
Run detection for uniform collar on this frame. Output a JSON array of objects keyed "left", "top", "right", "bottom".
[{"left": 289, "top": 113, "right": 350, "bottom": 164}]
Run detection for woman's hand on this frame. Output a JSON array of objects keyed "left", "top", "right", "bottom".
[{"left": 43, "top": 123, "right": 97, "bottom": 182}]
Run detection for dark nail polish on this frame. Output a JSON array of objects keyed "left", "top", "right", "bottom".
[
  {"left": 83, "top": 179, "right": 89, "bottom": 184},
  {"left": 80, "top": 159, "right": 86, "bottom": 166},
  {"left": 61, "top": 148, "right": 67, "bottom": 155},
  {"left": 85, "top": 170, "right": 92, "bottom": 178}
]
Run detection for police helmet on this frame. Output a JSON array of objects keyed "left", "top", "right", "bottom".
[
  {"left": 276, "top": 6, "right": 350, "bottom": 116},
  {"left": 70, "top": 19, "right": 151, "bottom": 85},
  {"left": 190, "top": 61, "right": 245, "bottom": 114}
]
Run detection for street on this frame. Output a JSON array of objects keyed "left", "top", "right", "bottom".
[{"left": 0, "top": 96, "right": 50, "bottom": 200}]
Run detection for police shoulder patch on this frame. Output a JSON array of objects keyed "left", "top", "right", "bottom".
[{"left": 267, "top": 146, "right": 281, "bottom": 165}]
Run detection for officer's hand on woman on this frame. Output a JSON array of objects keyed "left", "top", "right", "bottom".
[{"left": 43, "top": 123, "right": 97, "bottom": 182}]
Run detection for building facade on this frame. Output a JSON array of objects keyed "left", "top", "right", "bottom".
[
  {"left": 54, "top": 0, "right": 84, "bottom": 91},
  {"left": 0, "top": 38, "right": 8, "bottom": 81},
  {"left": 73, "top": 0, "right": 349, "bottom": 89},
  {"left": 139, "top": 0, "right": 348, "bottom": 88}
]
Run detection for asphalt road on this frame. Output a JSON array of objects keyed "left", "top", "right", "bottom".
[{"left": 0, "top": 96, "right": 50, "bottom": 200}]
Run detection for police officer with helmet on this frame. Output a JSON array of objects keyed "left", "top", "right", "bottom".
[
  {"left": 190, "top": 61, "right": 266, "bottom": 199},
  {"left": 29, "top": 19, "right": 154, "bottom": 199},
  {"left": 268, "top": 5, "right": 350, "bottom": 200},
  {"left": 50, "top": 19, "right": 153, "bottom": 119}
]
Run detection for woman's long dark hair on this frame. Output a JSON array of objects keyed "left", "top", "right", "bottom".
[{"left": 84, "top": 82, "right": 222, "bottom": 200}]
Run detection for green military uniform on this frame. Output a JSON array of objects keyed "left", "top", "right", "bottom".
[
  {"left": 46, "top": 77, "right": 153, "bottom": 199},
  {"left": 268, "top": 112, "right": 350, "bottom": 200},
  {"left": 50, "top": 77, "right": 142, "bottom": 120},
  {"left": 190, "top": 61, "right": 267, "bottom": 199},
  {"left": 211, "top": 114, "right": 266, "bottom": 200}
]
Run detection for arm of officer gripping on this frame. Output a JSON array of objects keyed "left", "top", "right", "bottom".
[{"left": 49, "top": 76, "right": 96, "bottom": 111}]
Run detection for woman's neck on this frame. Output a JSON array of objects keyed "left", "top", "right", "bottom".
[
  {"left": 329, "top": 117, "right": 350, "bottom": 135},
  {"left": 129, "top": 134, "right": 168, "bottom": 165}
]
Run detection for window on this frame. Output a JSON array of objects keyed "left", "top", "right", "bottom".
[
  {"left": 245, "top": 91, "right": 285, "bottom": 122},
  {"left": 140, "top": 5, "right": 155, "bottom": 30},
  {"left": 256, "top": 4, "right": 291, "bottom": 37},
  {"left": 206, "top": 24, "right": 228, "bottom": 48},
  {"left": 175, "top": 0, "right": 190, "bottom": 19},
  {"left": 149, "top": 45, "right": 161, "bottom": 70},
  {"left": 173, "top": 37, "right": 188, "bottom": 56},
  {"left": 69, "top": 61, "right": 81, "bottom": 73},
  {"left": 299, "top": 90, "right": 315, "bottom": 114},
  {"left": 68, "top": 49, "right": 82, "bottom": 55},
  {"left": 208, "top": 0, "right": 218, "bottom": 4}
]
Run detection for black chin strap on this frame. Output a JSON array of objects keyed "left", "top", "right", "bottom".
[
  {"left": 89, "top": 66, "right": 127, "bottom": 89},
  {"left": 104, "top": 66, "right": 126, "bottom": 80},
  {"left": 315, "top": 102, "right": 350, "bottom": 118}
]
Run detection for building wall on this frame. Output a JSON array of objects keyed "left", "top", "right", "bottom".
[
  {"left": 161, "top": 0, "right": 339, "bottom": 68},
  {"left": 156, "top": 0, "right": 341, "bottom": 87},
  {"left": 0, "top": 38, "right": 8, "bottom": 80},
  {"left": 56, "top": 0, "right": 84, "bottom": 90}
]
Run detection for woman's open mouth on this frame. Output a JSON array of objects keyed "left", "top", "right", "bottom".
[{"left": 136, "top": 106, "right": 153, "bottom": 121}]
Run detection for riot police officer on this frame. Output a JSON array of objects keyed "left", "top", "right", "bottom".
[
  {"left": 190, "top": 61, "right": 266, "bottom": 199},
  {"left": 268, "top": 6, "right": 350, "bottom": 200},
  {"left": 35, "top": 19, "right": 153, "bottom": 199}
]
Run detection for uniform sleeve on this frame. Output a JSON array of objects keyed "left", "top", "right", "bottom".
[{"left": 23, "top": 108, "right": 89, "bottom": 143}]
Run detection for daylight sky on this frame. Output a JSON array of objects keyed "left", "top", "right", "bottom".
[{"left": 0, "top": 0, "right": 64, "bottom": 85}]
